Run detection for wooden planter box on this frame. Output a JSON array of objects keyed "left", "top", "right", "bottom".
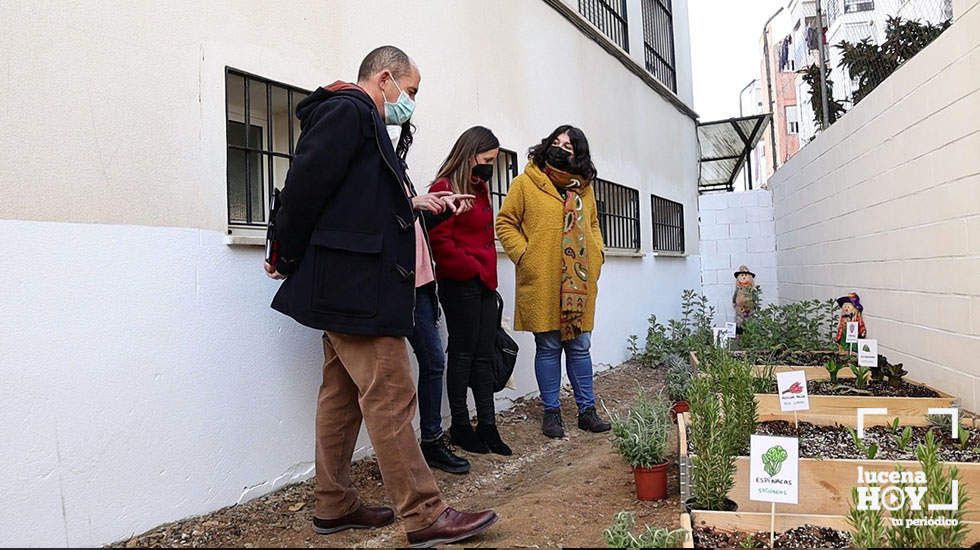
[
  {"left": 680, "top": 510, "right": 980, "bottom": 547},
  {"left": 678, "top": 412, "right": 980, "bottom": 522},
  {"left": 688, "top": 351, "right": 960, "bottom": 427}
]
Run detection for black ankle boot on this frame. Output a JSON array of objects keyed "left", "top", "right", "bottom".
[
  {"left": 578, "top": 406, "right": 611, "bottom": 433},
  {"left": 421, "top": 438, "right": 470, "bottom": 474},
  {"left": 475, "top": 424, "right": 513, "bottom": 456},
  {"left": 542, "top": 408, "right": 565, "bottom": 439},
  {"left": 449, "top": 423, "right": 489, "bottom": 454}
]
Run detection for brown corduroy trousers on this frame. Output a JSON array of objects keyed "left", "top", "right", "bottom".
[{"left": 314, "top": 331, "right": 448, "bottom": 532}]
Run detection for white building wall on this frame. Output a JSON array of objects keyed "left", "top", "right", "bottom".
[
  {"left": 0, "top": 0, "right": 700, "bottom": 546},
  {"left": 770, "top": 0, "right": 980, "bottom": 411},
  {"left": 698, "top": 190, "right": 780, "bottom": 325}
]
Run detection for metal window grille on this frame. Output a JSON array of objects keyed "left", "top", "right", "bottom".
[
  {"left": 845, "top": 0, "right": 875, "bottom": 14},
  {"left": 594, "top": 179, "right": 641, "bottom": 251},
  {"left": 640, "top": 0, "right": 677, "bottom": 92},
  {"left": 650, "top": 194, "right": 684, "bottom": 253},
  {"left": 489, "top": 149, "right": 518, "bottom": 214},
  {"left": 225, "top": 68, "right": 310, "bottom": 228},
  {"left": 578, "top": 0, "right": 630, "bottom": 52}
]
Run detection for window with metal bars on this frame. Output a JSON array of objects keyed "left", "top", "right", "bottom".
[
  {"left": 488, "top": 149, "right": 518, "bottom": 215},
  {"left": 640, "top": 0, "right": 677, "bottom": 92},
  {"left": 225, "top": 68, "right": 310, "bottom": 228},
  {"left": 594, "top": 179, "right": 641, "bottom": 251},
  {"left": 650, "top": 194, "right": 684, "bottom": 253},
  {"left": 844, "top": 0, "right": 875, "bottom": 14},
  {"left": 578, "top": 0, "right": 630, "bottom": 52}
]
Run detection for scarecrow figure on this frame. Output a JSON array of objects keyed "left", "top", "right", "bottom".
[
  {"left": 835, "top": 292, "right": 867, "bottom": 352},
  {"left": 732, "top": 265, "right": 758, "bottom": 333}
]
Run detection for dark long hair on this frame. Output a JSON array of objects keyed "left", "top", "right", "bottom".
[
  {"left": 432, "top": 126, "right": 500, "bottom": 195},
  {"left": 528, "top": 125, "right": 597, "bottom": 181}
]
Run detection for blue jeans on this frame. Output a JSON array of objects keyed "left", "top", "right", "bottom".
[
  {"left": 406, "top": 284, "right": 446, "bottom": 442},
  {"left": 533, "top": 331, "right": 596, "bottom": 412}
]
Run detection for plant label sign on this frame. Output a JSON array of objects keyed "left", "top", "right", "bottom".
[
  {"left": 776, "top": 371, "right": 809, "bottom": 411},
  {"left": 857, "top": 338, "right": 878, "bottom": 367},
  {"left": 846, "top": 321, "right": 859, "bottom": 344},
  {"left": 725, "top": 322, "right": 738, "bottom": 339},
  {"left": 749, "top": 435, "right": 799, "bottom": 504}
]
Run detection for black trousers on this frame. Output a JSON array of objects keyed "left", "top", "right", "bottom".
[{"left": 438, "top": 277, "right": 498, "bottom": 427}]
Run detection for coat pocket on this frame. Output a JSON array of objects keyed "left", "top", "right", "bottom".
[{"left": 310, "top": 229, "right": 383, "bottom": 317}]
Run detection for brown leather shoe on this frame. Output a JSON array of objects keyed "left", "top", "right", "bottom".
[
  {"left": 312, "top": 504, "right": 395, "bottom": 535},
  {"left": 406, "top": 507, "right": 498, "bottom": 548}
]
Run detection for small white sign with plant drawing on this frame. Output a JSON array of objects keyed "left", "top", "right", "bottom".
[
  {"left": 857, "top": 338, "right": 878, "bottom": 367},
  {"left": 776, "top": 371, "right": 810, "bottom": 412},
  {"left": 749, "top": 435, "right": 799, "bottom": 505},
  {"left": 846, "top": 321, "right": 859, "bottom": 344},
  {"left": 725, "top": 322, "right": 737, "bottom": 339}
]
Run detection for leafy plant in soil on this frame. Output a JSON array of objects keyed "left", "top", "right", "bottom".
[
  {"left": 824, "top": 359, "right": 845, "bottom": 383},
  {"left": 665, "top": 354, "right": 692, "bottom": 403},
  {"left": 627, "top": 291, "right": 716, "bottom": 368},
  {"left": 846, "top": 483, "right": 886, "bottom": 550},
  {"left": 610, "top": 390, "right": 671, "bottom": 468},
  {"left": 735, "top": 296, "right": 838, "bottom": 354},
  {"left": 847, "top": 430, "right": 971, "bottom": 549},
  {"left": 846, "top": 426, "right": 880, "bottom": 459},
  {"left": 687, "top": 374, "right": 737, "bottom": 511},
  {"left": 603, "top": 511, "right": 686, "bottom": 548},
  {"left": 851, "top": 365, "right": 871, "bottom": 389},
  {"left": 880, "top": 360, "right": 907, "bottom": 387},
  {"left": 751, "top": 363, "right": 776, "bottom": 394}
]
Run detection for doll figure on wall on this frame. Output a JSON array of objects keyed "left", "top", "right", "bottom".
[
  {"left": 732, "top": 265, "right": 759, "bottom": 334},
  {"left": 835, "top": 292, "right": 867, "bottom": 353}
]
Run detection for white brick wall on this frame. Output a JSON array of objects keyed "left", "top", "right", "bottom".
[
  {"left": 769, "top": 6, "right": 980, "bottom": 412},
  {"left": 698, "top": 190, "right": 779, "bottom": 324}
]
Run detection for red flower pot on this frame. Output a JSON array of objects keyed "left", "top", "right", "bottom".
[
  {"left": 670, "top": 400, "right": 689, "bottom": 421},
  {"left": 633, "top": 462, "right": 670, "bottom": 501}
]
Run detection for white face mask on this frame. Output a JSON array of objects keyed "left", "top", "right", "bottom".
[{"left": 386, "top": 124, "right": 402, "bottom": 150}]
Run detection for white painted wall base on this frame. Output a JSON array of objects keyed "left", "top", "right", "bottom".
[{"left": 0, "top": 219, "right": 701, "bottom": 546}]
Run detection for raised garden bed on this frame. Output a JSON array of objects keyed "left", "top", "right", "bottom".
[
  {"left": 678, "top": 412, "right": 980, "bottom": 522},
  {"left": 689, "top": 351, "right": 959, "bottom": 427},
  {"left": 681, "top": 511, "right": 852, "bottom": 548}
]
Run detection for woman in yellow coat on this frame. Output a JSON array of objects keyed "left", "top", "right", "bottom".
[{"left": 495, "top": 125, "right": 610, "bottom": 439}]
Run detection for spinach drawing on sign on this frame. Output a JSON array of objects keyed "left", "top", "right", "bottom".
[{"left": 762, "top": 446, "right": 788, "bottom": 477}]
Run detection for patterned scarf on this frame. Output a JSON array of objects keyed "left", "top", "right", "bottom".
[{"left": 544, "top": 164, "right": 592, "bottom": 341}]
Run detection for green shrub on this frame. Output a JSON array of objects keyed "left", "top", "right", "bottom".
[
  {"left": 665, "top": 354, "right": 692, "bottom": 402},
  {"left": 603, "top": 511, "right": 687, "bottom": 548},
  {"left": 628, "top": 290, "right": 716, "bottom": 367},
  {"left": 736, "top": 298, "right": 837, "bottom": 355},
  {"left": 611, "top": 391, "right": 672, "bottom": 468}
]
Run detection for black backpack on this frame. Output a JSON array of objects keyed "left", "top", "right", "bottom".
[{"left": 492, "top": 291, "right": 519, "bottom": 392}]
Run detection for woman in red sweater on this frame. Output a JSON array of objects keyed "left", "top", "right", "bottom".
[{"left": 429, "top": 126, "right": 510, "bottom": 456}]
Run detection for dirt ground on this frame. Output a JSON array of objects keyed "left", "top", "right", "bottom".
[{"left": 111, "top": 362, "right": 681, "bottom": 548}]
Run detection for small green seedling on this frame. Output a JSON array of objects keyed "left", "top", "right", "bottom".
[
  {"left": 888, "top": 417, "right": 901, "bottom": 435},
  {"left": 739, "top": 534, "right": 758, "bottom": 548},
  {"left": 824, "top": 360, "right": 843, "bottom": 383},
  {"left": 847, "top": 426, "right": 879, "bottom": 459},
  {"left": 852, "top": 365, "right": 870, "bottom": 389},
  {"left": 896, "top": 426, "right": 913, "bottom": 452},
  {"left": 881, "top": 362, "right": 908, "bottom": 387},
  {"left": 958, "top": 425, "right": 972, "bottom": 450}
]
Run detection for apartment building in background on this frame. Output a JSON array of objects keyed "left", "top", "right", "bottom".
[{"left": 0, "top": 0, "right": 701, "bottom": 546}]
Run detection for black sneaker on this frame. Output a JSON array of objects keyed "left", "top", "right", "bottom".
[
  {"left": 542, "top": 409, "right": 565, "bottom": 439},
  {"left": 475, "top": 424, "right": 513, "bottom": 456},
  {"left": 450, "top": 423, "right": 489, "bottom": 454},
  {"left": 577, "top": 406, "right": 611, "bottom": 433},
  {"left": 421, "top": 437, "right": 471, "bottom": 474}
]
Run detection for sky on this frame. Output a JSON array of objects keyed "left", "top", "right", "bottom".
[{"left": 688, "top": 0, "right": 787, "bottom": 121}]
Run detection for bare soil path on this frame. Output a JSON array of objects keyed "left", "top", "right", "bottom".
[{"left": 112, "top": 362, "right": 680, "bottom": 548}]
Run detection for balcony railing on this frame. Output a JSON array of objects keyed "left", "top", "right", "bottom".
[{"left": 578, "top": 0, "right": 630, "bottom": 52}]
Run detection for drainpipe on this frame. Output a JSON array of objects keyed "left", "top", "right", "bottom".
[
  {"left": 739, "top": 79, "right": 757, "bottom": 189},
  {"left": 762, "top": 7, "right": 783, "bottom": 175}
]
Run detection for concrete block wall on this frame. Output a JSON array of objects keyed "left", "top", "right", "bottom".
[
  {"left": 769, "top": 0, "right": 980, "bottom": 411},
  {"left": 698, "top": 190, "right": 779, "bottom": 325}
]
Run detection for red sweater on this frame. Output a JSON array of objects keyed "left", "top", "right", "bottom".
[{"left": 428, "top": 178, "right": 498, "bottom": 290}]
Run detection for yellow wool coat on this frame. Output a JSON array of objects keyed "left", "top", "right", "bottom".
[{"left": 495, "top": 162, "right": 605, "bottom": 333}]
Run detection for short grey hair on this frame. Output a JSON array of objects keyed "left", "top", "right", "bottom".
[{"left": 357, "top": 45, "right": 413, "bottom": 82}]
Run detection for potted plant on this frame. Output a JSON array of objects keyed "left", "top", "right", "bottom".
[
  {"left": 666, "top": 354, "right": 692, "bottom": 418},
  {"left": 611, "top": 390, "right": 672, "bottom": 501}
]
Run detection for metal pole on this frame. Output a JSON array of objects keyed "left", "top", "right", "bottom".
[
  {"left": 739, "top": 80, "right": 755, "bottom": 190},
  {"left": 815, "top": 0, "right": 831, "bottom": 130},
  {"left": 761, "top": 8, "right": 783, "bottom": 174}
]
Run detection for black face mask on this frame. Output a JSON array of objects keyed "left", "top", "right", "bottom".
[
  {"left": 545, "top": 146, "right": 573, "bottom": 171},
  {"left": 472, "top": 163, "right": 494, "bottom": 183}
]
